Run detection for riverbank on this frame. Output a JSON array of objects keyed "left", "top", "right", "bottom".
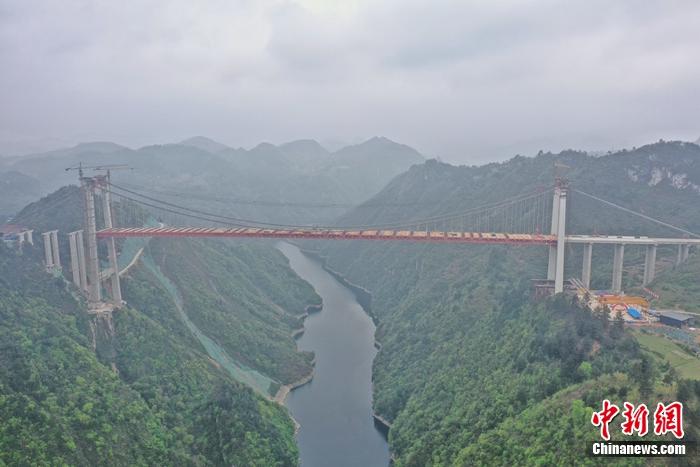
[
  {"left": 277, "top": 242, "right": 390, "bottom": 466},
  {"left": 372, "top": 412, "right": 393, "bottom": 430},
  {"left": 275, "top": 301, "right": 323, "bottom": 403},
  {"left": 291, "top": 303, "right": 324, "bottom": 339},
  {"left": 273, "top": 369, "right": 314, "bottom": 404},
  {"left": 294, "top": 245, "right": 395, "bottom": 431},
  {"left": 297, "top": 247, "right": 376, "bottom": 322}
]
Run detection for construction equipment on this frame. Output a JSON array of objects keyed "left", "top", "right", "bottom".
[
  {"left": 597, "top": 295, "right": 650, "bottom": 311},
  {"left": 65, "top": 163, "right": 133, "bottom": 177}
]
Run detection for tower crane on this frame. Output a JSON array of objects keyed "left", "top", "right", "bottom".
[{"left": 65, "top": 163, "right": 133, "bottom": 178}]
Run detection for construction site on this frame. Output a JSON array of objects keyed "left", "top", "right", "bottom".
[{"left": 571, "top": 277, "right": 696, "bottom": 328}]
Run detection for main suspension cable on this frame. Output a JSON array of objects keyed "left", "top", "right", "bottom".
[
  {"left": 113, "top": 181, "right": 458, "bottom": 209},
  {"left": 110, "top": 181, "right": 552, "bottom": 230},
  {"left": 573, "top": 189, "right": 700, "bottom": 238}
]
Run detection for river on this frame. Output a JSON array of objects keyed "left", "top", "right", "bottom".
[{"left": 277, "top": 242, "right": 390, "bottom": 467}]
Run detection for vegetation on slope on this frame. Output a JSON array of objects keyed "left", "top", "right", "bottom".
[
  {"left": 0, "top": 170, "right": 41, "bottom": 219},
  {"left": 2, "top": 188, "right": 308, "bottom": 465},
  {"left": 0, "top": 242, "right": 300, "bottom": 466},
  {"left": 651, "top": 252, "right": 700, "bottom": 313},
  {"left": 315, "top": 141, "right": 700, "bottom": 465},
  {"left": 117, "top": 260, "right": 299, "bottom": 466},
  {"left": 0, "top": 243, "right": 183, "bottom": 465},
  {"left": 147, "top": 238, "right": 320, "bottom": 385},
  {"left": 454, "top": 371, "right": 700, "bottom": 466}
]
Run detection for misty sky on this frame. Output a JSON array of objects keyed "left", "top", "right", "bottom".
[{"left": 1, "top": 0, "right": 699, "bottom": 163}]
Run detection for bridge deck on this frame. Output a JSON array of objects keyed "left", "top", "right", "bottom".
[
  {"left": 97, "top": 228, "right": 700, "bottom": 246},
  {"left": 96, "top": 227, "right": 556, "bottom": 245},
  {"left": 565, "top": 235, "right": 700, "bottom": 245}
]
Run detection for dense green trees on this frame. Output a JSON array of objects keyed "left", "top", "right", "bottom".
[
  {"left": 0, "top": 222, "right": 302, "bottom": 464},
  {"left": 0, "top": 242, "right": 180, "bottom": 465},
  {"left": 315, "top": 141, "right": 700, "bottom": 465},
  {"left": 146, "top": 238, "right": 320, "bottom": 385}
]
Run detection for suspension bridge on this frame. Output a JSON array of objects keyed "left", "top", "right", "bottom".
[{"left": 33, "top": 168, "right": 700, "bottom": 312}]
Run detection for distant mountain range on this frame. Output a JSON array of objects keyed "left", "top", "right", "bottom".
[
  {"left": 179, "top": 136, "right": 231, "bottom": 153},
  {"left": 4, "top": 135, "right": 699, "bottom": 226},
  {"left": 0, "top": 136, "right": 424, "bottom": 224}
]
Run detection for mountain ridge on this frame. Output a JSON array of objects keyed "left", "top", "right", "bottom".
[
  {"left": 314, "top": 139, "right": 700, "bottom": 465},
  {"left": 179, "top": 136, "right": 231, "bottom": 153},
  {"left": 2, "top": 136, "right": 425, "bottom": 225}
]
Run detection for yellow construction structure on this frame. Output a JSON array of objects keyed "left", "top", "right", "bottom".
[{"left": 597, "top": 295, "right": 650, "bottom": 311}]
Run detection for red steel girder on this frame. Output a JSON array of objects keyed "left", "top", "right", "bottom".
[{"left": 97, "top": 227, "right": 556, "bottom": 245}]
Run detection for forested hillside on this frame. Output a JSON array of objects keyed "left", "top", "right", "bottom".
[
  {"left": 0, "top": 241, "right": 300, "bottom": 465},
  {"left": 314, "top": 141, "right": 700, "bottom": 465},
  {"left": 1, "top": 188, "right": 328, "bottom": 466},
  {"left": 146, "top": 238, "right": 320, "bottom": 387},
  {"left": 0, "top": 170, "right": 41, "bottom": 219},
  {"left": 651, "top": 251, "right": 700, "bottom": 314}
]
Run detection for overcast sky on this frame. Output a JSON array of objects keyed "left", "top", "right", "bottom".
[{"left": 1, "top": 0, "right": 699, "bottom": 162}]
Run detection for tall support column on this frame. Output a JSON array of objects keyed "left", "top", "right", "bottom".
[
  {"left": 82, "top": 179, "right": 101, "bottom": 305},
  {"left": 76, "top": 230, "right": 88, "bottom": 292},
  {"left": 101, "top": 174, "right": 122, "bottom": 306},
  {"left": 612, "top": 244, "right": 625, "bottom": 293},
  {"left": 643, "top": 244, "right": 657, "bottom": 285},
  {"left": 547, "top": 188, "right": 561, "bottom": 281},
  {"left": 42, "top": 232, "right": 54, "bottom": 270},
  {"left": 554, "top": 188, "right": 567, "bottom": 294},
  {"left": 68, "top": 232, "right": 81, "bottom": 286},
  {"left": 50, "top": 230, "right": 61, "bottom": 269},
  {"left": 26, "top": 229, "right": 33, "bottom": 245},
  {"left": 675, "top": 244, "right": 690, "bottom": 266},
  {"left": 582, "top": 243, "right": 593, "bottom": 289}
]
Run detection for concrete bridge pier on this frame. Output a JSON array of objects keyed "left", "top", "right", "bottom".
[
  {"left": 612, "top": 244, "right": 624, "bottom": 293},
  {"left": 68, "top": 232, "right": 81, "bottom": 286},
  {"left": 68, "top": 230, "right": 88, "bottom": 291},
  {"left": 42, "top": 232, "right": 54, "bottom": 270},
  {"left": 41, "top": 230, "right": 61, "bottom": 272},
  {"left": 676, "top": 244, "right": 690, "bottom": 266},
  {"left": 76, "top": 230, "right": 87, "bottom": 292},
  {"left": 50, "top": 230, "right": 60, "bottom": 270},
  {"left": 581, "top": 243, "right": 593, "bottom": 289},
  {"left": 643, "top": 244, "right": 657, "bottom": 285}
]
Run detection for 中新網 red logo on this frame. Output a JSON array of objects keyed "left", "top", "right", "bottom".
[{"left": 591, "top": 400, "right": 684, "bottom": 440}]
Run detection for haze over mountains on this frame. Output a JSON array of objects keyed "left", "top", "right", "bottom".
[
  {"left": 4, "top": 0, "right": 700, "bottom": 463},
  {"left": 0, "top": 136, "right": 424, "bottom": 223},
  {"left": 4, "top": 136, "right": 700, "bottom": 465}
]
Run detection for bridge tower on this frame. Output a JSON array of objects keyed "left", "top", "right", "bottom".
[
  {"left": 547, "top": 174, "right": 568, "bottom": 294},
  {"left": 81, "top": 176, "right": 102, "bottom": 306},
  {"left": 78, "top": 170, "right": 123, "bottom": 308},
  {"left": 98, "top": 172, "right": 122, "bottom": 305}
]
